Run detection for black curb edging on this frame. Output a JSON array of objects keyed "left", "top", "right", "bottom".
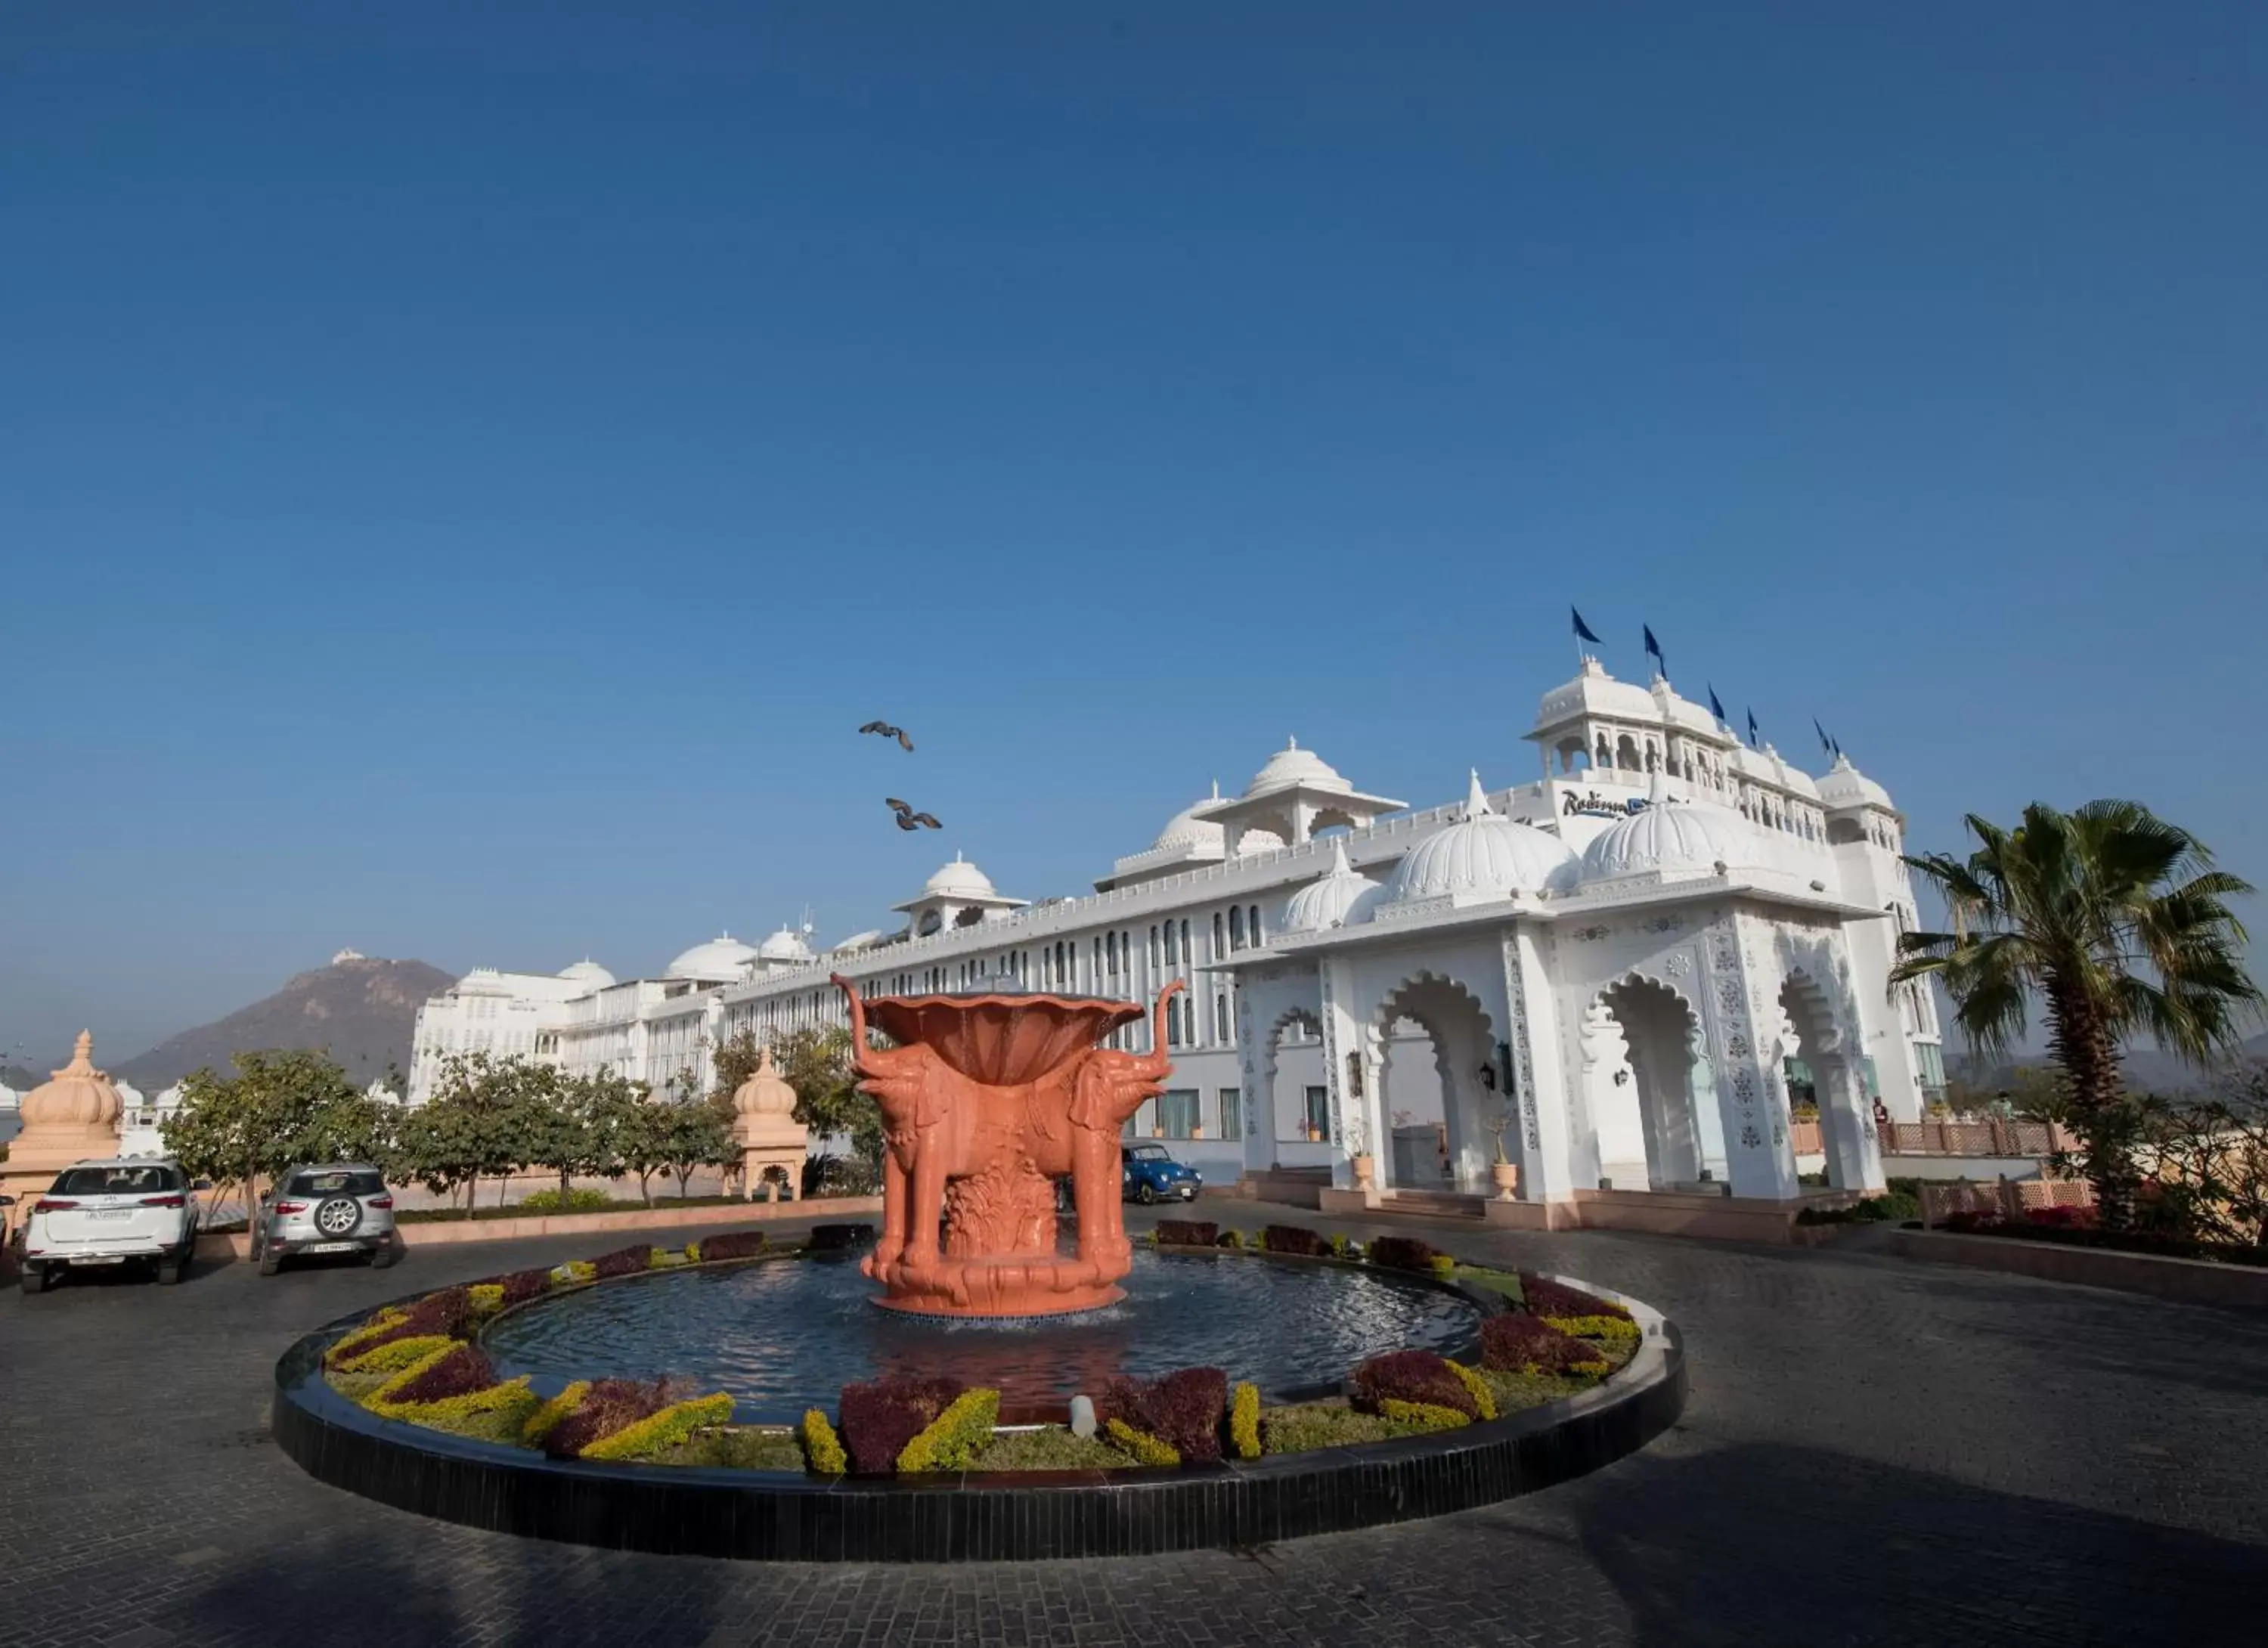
[{"left": 271, "top": 1278, "right": 1685, "bottom": 1561}]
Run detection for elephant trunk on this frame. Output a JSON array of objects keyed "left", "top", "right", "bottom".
[
  {"left": 1143, "top": 979, "right": 1187, "bottom": 1075},
  {"left": 831, "top": 974, "right": 869, "bottom": 1053}
]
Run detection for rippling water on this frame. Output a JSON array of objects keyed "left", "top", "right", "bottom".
[{"left": 480, "top": 1248, "right": 1481, "bottom": 1420}]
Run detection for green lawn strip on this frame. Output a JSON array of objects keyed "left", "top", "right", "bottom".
[
  {"left": 649, "top": 1426, "right": 806, "bottom": 1471},
  {"left": 324, "top": 1368, "right": 387, "bottom": 1403},
  {"left": 1259, "top": 1399, "right": 1433, "bottom": 1455},
  {"left": 971, "top": 1427, "right": 1140, "bottom": 1471},
  {"left": 1451, "top": 1265, "right": 1526, "bottom": 1303},
  {"left": 1476, "top": 1367, "right": 1606, "bottom": 1413}
]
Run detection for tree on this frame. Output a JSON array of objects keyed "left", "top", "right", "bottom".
[
  {"left": 655, "top": 1094, "right": 733, "bottom": 1200},
  {"left": 1892, "top": 800, "right": 2262, "bottom": 1223},
  {"left": 395, "top": 1052, "right": 545, "bottom": 1216},
  {"left": 161, "top": 1049, "right": 389, "bottom": 1218},
  {"left": 516, "top": 1065, "right": 637, "bottom": 1202},
  {"left": 767, "top": 1025, "right": 885, "bottom": 1189}
]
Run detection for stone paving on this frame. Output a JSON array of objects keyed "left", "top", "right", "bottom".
[{"left": 4, "top": 1202, "right": 2265, "bottom": 1646}]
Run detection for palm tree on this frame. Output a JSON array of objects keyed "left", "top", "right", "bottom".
[{"left": 1892, "top": 800, "right": 2261, "bottom": 1222}]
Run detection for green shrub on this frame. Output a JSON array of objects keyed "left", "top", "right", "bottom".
[
  {"left": 580, "top": 1392, "right": 737, "bottom": 1461},
  {"left": 897, "top": 1389, "right": 1001, "bottom": 1473},
  {"left": 1377, "top": 1397, "right": 1470, "bottom": 1431},
  {"left": 1542, "top": 1312, "right": 1641, "bottom": 1345},
  {"left": 971, "top": 1427, "right": 1137, "bottom": 1471},
  {"left": 333, "top": 1333, "right": 457, "bottom": 1376},
  {"left": 1215, "top": 1229, "right": 1244, "bottom": 1250},
  {"left": 1327, "top": 1233, "right": 1350, "bottom": 1258},
  {"left": 517, "top": 1188, "right": 612, "bottom": 1213},
  {"left": 1105, "top": 1417, "right": 1180, "bottom": 1467},
  {"left": 1259, "top": 1402, "right": 1408, "bottom": 1454},
  {"left": 1446, "top": 1361, "right": 1498, "bottom": 1421},
  {"left": 801, "top": 1408, "right": 847, "bottom": 1475},
  {"left": 1229, "top": 1382, "right": 1262, "bottom": 1459},
  {"left": 524, "top": 1381, "right": 591, "bottom": 1445},
  {"left": 1429, "top": 1253, "right": 1458, "bottom": 1281}
]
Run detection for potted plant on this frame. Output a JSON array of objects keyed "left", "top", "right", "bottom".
[
  {"left": 1486, "top": 1107, "right": 1519, "bottom": 1200},
  {"left": 1351, "top": 1152, "right": 1377, "bottom": 1191}
]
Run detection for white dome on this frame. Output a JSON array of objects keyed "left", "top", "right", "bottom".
[
  {"left": 1389, "top": 773, "right": 1578, "bottom": 905},
  {"left": 1817, "top": 753, "right": 1893, "bottom": 812},
  {"left": 1235, "top": 826, "right": 1287, "bottom": 856},
  {"left": 665, "top": 934, "right": 759, "bottom": 980},
  {"left": 1152, "top": 799, "right": 1227, "bottom": 854},
  {"left": 558, "top": 959, "right": 617, "bottom": 990},
  {"left": 922, "top": 853, "right": 997, "bottom": 899},
  {"left": 1281, "top": 839, "right": 1387, "bottom": 934},
  {"left": 1582, "top": 791, "right": 1755, "bottom": 882},
  {"left": 758, "top": 925, "right": 814, "bottom": 963},
  {"left": 1244, "top": 736, "right": 1353, "bottom": 799}
]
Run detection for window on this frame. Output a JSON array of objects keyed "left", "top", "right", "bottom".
[
  {"left": 1179, "top": 918, "right": 1191, "bottom": 963},
  {"left": 1214, "top": 993, "right": 1231, "bottom": 1042},
  {"left": 1163, "top": 922, "right": 1178, "bottom": 965},
  {"left": 1303, "top": 1086, "right": 1330, "bottom": 1139},
  {"left": 1216, "top": 1087, "right": 1243, "bottom": 1141},
  {"left": 1248, "top": 905, "right": 1262, "bottom": 946},
  {"left": 1149, "top": 925, "right": 1161, "bottom": 971},
  {"left": 51, "top": 1163, "right": 184, "bottom": 1196},
  {"left": 1159, "top": 1089, "right": 1201, "bottom": 1139},
  {"left": 1213, "top": 911, "right": 1225, "bottom": 958},
  {"left": 1230, "top": 906, "right": 1245, "bottom": 949}
]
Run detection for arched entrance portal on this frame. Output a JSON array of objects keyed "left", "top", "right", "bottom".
[
  {"left": 1775, "top": 968, "right": 1868, "bottom": 1190},
  {"left": 1373, "top": 974, "right": 1501, "bottom": 1195},
  {"left": 1586, "top": 975, "right": 1719, "bottom": 1191},
  {"left": 1259, "top": 1008, "right": 1330, "bottom": 1154}
]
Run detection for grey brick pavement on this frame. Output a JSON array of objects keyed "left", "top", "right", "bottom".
[{"left": 3, "top": 1205, "right": 2263, "bottom": 1646}]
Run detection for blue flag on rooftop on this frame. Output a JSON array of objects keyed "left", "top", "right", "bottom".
[
  {"left": 1746, "top": 709, "right": 1761, "bottom": 748},
  {"left": 1571, "top": 606, "right": 1602, "bottom": 646},
  {"left": 1814, "top": 718, "right": 1835, "bottom": 757},
  {"left": 1643, "top": 624, "right": 1665, "bottom": 676},
  {"left": 1708, "top": 684, "right": 1727, "bottom": 724}
]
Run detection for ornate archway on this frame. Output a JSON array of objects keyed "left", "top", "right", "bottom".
[
  {"left": 1775, "top": 964, "right": 1874, "bottom": 1191},
  {"left": 1587, "top": 971, "right": 1713, "bottom": 1190},
  {"left": 1258, "top": 1006, "right": 1327, "bottom": 1150},
  {"left": 1371, "top": 972, "right": 1502, "bottom": 1194}
]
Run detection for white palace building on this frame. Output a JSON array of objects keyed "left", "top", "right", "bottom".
[{"left": 407, "top": 660, "right": 1945, "bottom": 1224}]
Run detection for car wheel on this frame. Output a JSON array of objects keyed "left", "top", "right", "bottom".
[
  {"left": 258, "top": 1245, "right": 283, "bottom": 1277},
  {"left": 370, "top": 1238, "right": 400, "bottom": 1269},
  {"left": 19, "top": 1265, "right": 45, "bottom": 1296},
  {"left": 1136, "top": 1182, "right": 1157, "bottom": 1205},
  {"left": 156, "top": 1256, "right": 184, "bottom": 1286}
]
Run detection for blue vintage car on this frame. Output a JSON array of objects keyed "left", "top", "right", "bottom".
[{"left": 1120, "top": 1142, "right": 1202, "bottom": 1204}]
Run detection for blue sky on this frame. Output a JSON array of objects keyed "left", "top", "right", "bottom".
[{"left": 5, "top": 3, "right": 2264, "bottom": 1066}]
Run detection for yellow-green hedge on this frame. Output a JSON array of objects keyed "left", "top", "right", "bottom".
[
  {"left": 335, "top": 1333, "right": 457, "bottom": 1377},
  {"left": 1429, "top": 1253, "right": 1458, "bottom": 1281},
  {"left": 801, "top": 1408, "right": 847, "bottom": 1475},
  {"left": 1447, "top": 1361, "right": 1498, "bottom": 1421},
  {"left": 1105, "top": 1417, "right": 1180, "bottom": 1467},
  {"left": 1545, "top": 1313, "right": 1641, "bottom": 1345},
  {"left": 1229, "top": 1382, "right": 1262, "bottom": 1460},
  {"left": 466, "top": 1284, "right": 506, "bottom": 1317},
  {"left": 897, "top": 1388, "right": 1000, "bottom": 1473},
  {"left": 1377, "top": 1397, "right": 1470, "bottom": 1432},
  {"left": 325, "top": 1307, "right": 410, "bottom": 1366},
  {"left": 522, "top": 1381, "right": 592, "bottom": 1445},
  {"left": 579, "top": 1392, "right": 736, "bottom": 1461},
  {"left": 551, "top": 1259, "right": 596, "bottom": 1284}
]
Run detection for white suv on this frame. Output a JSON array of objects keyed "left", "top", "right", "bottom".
[{"left": 18, "top": 1158, "right": 201, "bottom": 1294}]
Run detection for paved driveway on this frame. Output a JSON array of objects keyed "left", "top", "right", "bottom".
[{"left": 3, "top": 1205, "right": 2263, "bottom": 1646}]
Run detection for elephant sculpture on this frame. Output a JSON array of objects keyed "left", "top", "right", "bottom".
[{"left": 833, "top": 974, "right": 1184, "bottom": 1316}]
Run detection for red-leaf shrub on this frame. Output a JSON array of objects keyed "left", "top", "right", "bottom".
[
  {"left": 542, "top": 1378, "right": 674, "bottom": 1459},
  {"left": 1153, "top": 1219, "right": 1219, "bottom": 1247},
  {"left": 1366, "top": 1235, "right": 1442, "bottom": 1273},
  {"left": 2025, "top": 1205, "right": 2099, "bottom": 1230},
  {"left": 1519, "top": 1275, "right": 1631, "bottom": 1321},
  {"left": 1480, "top": 1312, "right": 1606, "bottom": 1375},
  {"left": 1098, "top": 1367, "right": 1228, "bottom": 1461},
  {"left": 494, "top": 1269, "right": 551, "bottom": 1308},
  {"left": 1348, "top": 1350, "right": 1479, "bottom": 1418},
  {"left": 590, "top": 1244, "right": 655, "bottom": 1278},
  {"left": 807, "top": 1223, "right": 875, "bottom": 1252},
  {"left": 336, "top": 1285, "right": 476, "bottom": 1361},
  {"left": 698, "top": 1230, "right": 769, "bottom": 1262},
  {"left": 837, "top": 1375, "right": 963, "bottom": 1475},
  {"left": 1261, "top": 1225, "right": 1326, "bottom": 1256},
  {"left": 386, "top": 1343, "right": 498, "bottom": 1405}
]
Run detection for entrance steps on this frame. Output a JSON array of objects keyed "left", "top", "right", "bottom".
[{"left": 1377, "top": 1188, "right": 1489, "bottom": 1220}]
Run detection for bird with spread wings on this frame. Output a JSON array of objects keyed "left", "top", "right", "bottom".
[{"left": 859, "top": 720, "right": 915, "bottom": 751}]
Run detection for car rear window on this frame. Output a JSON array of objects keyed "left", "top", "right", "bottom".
[
  {"left": 50, "top": 1164, "right": 183, "bottom": 1196},
  {"left": 286, "top": 1169, "right": 386, "bottom": 1197}
]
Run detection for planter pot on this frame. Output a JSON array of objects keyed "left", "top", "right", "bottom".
[
  {"left": 1152, "top": 1126, "right": 1165, "bottom": 1138},
  {"left": 1491, "top": 1161, "right": 1520, "bottom": 1200},
  {"left": 1190, "top": 1126, "right": 1204, "bottom": 1139},
  {"left": 1352, "top": 1154, "right": 1377, "bottom": 1191}
]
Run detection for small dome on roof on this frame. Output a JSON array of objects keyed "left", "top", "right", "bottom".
[
  {"left": 1244, "top": 736, "right": 1353, "bottom": 799},
  {"left": 758, "top": 926, "right": 814, "bottom": 963},
  {"left": 1281, "top": 839, "right": 1387, "bottom": 934},
  {"left": 1389, "top": 773, "right": 1579, "bottom": 905},
  {"left": 1235, "top": 826, "right": 1287, "bottom": 856},
  {"left": 558, "top": 959, "right": 616, "bottom": 990},
  {"left": 665, "top": 934, "right": 759, "bottom": 980},
  {"left": 1582, "top": 782, "right": 1755, "bottom": 882},
  {"left": 1152, "top": 794, "right": 1227, "bottom": 854},
  {"left": 922, "top": 852, "right": 997, "bottom": 899},
  {"left": 1817, "top": 752, "right": 1893, "bottom": 811}
]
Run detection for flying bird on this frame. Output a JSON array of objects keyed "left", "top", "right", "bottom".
[
  {"left": 886, "top": 798, "right": 943, "bottom": 831},
  {"left": 860, "top": 720, "right": 915, "bottom": 751}
]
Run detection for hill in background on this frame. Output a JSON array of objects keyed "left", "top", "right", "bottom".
[{"left": 107, "top": 955, "right": 457, "bottom": 1091}]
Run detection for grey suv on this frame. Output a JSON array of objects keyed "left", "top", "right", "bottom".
[{"left": 253, "top": 1164, "right": 400, "bottom": 1275}]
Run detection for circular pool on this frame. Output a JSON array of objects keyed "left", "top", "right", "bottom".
[{"left": 479, "top": 1248, "right": 1485, "bottom": 1420}]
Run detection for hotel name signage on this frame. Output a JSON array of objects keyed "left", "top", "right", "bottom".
[{"left": 1562, "top": 791, "right": 1652, "bottom": 820}]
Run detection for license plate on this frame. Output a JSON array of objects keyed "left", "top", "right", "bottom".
[
  {"left": 73, "top": 1253, "right": 126, "bottom": 1265},
  {"left": 306, "top": 1241, "right": 361, "bottom": 1253},
  {"left": 90, "top": 1210, "right": 132, "bottom": 1221}
]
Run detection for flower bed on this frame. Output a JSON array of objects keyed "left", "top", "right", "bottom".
[
  {"left": 1936, "top": 1212, "right": 2268, "bottom": 1268},
  {"left": 313, "top": 1227, "right": 1655, "bottom": 1480}
]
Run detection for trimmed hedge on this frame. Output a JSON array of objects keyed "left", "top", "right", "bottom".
[
  {"left": 494, "top": 1268, "right": 553, "bottom": 1308},
  {"left": 1447, "top": 1359, "right": 1498, "bottom": 1420},
  {"left": 1229, "top": 1381, "right": 1262, "bottom": 1460},
  {"left": 1349, "top": 1349, "right": 1480, "bottom": 1419},
  {"left": 334, "top": 1333, "right": 457, "bottom": 1377},
  {"left": 1366, "top": 1235, "right": 1442, "bottom": 1273},
  {"left": 379, "top": 1343, "right": 498, "bottom": 1408},
  {"left": 541, "top": 1378, "right": 674, "bottom": 1459},
  {"left": 466, "top": 1283, "right": 507, "bottom": 1316},
  {"left": 369, "top": 1375, "right": 537, "bottom": 1430},
  {"left": 1547, "top": 1313, "right": 1641, "bottom": 1344},
  {"left": 1260, "top": 1225, "right": 1326, "bottom": 1256},
  {"left": 1480, "top": 1312, "right": 1611, "bottom": 1377},
  {"left": 1377, "top": 1397, "right": 1472, "bottom": 1431},
  {"left": 324, "top": 1285, "right": 475, "bottom": 1367},
  {"left": 589, "top": 1244, "right": 655, "bottom": 1279},
  {"left": 1153, "top": 1219, "right": 1219, "bottom": 1248},
  {"left": 801, "top": 1408, "right": 847, "bottom": 1474},
  {"left": 896, "top": 1388, "right": 1001, "bottom": 1473},
  {"left": 1098, "top": 1366, "right": 1228, "bottom": 1462},
  {"left": 552, "top": 1259, "right": 597, "bottom": 1284},
  {"left": 523, "top": 1381, "right": 591, "bottom": 1445},
  {"left": 581, "top": 1391, "right": 737, "bottom": 1461},
  {"left": 1105, "top": 1417, "right": 1180, "bottom": 1467},
  {"left": 838, "top": 1374, "right": 963, "bottom": 1476},
  {"left": 1520, "top": 1274, "right": 1631, "bottom": 1321},
  {"left": 696, "top": 1230, "right": 770, "bottom": 1264}
]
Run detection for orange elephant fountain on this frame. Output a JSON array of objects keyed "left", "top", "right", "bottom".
[{"left": 832, "top": 974, "right": 1184, "bottom": 1317}]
